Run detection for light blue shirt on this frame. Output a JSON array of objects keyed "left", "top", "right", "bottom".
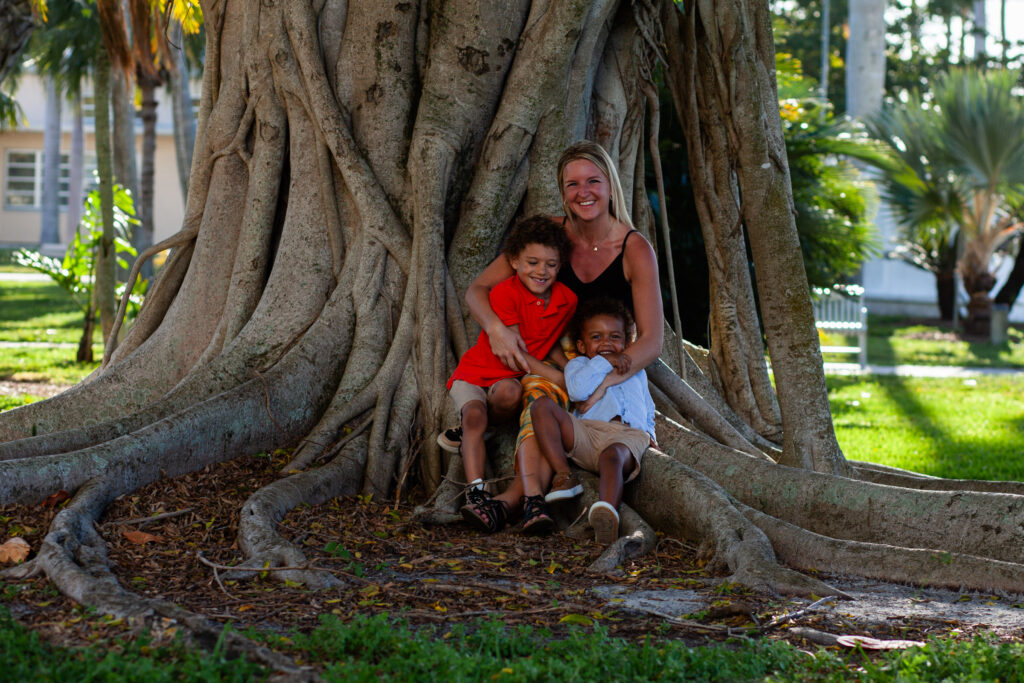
[{"left": 564, "top": 354, "right": 656, "bottom": 441}]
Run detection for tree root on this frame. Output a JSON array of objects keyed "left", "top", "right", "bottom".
[
  {"left": 647, "top": 361, "right": 773, "bottom": 459},
  {"left": 233, "top": 439, "right": 369, "bottom": 588},
  {"left": 657, "top": 415, "right": 1024, "bottom": 565},
  {"left": 563, "top": 473, "right": 658, "bottom": 575},
  {"left": 850, "top": 460, "right": 1024, "bottom": 495},
  {"left": 2, "top": 474, "right": 309, "bottom": 676},
  {"left": 738, "top": 502, "right": 1024, "bottom": 594},
  {"left": 627, "top": 450, "right": 849, "bottom": 598}
]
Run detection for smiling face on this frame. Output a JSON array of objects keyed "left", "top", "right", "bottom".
[
  {"left": 575, "top": 313, "right": 626, "bottom": 359},
  {"left": 510, "top": 243, "right": 561, "bottom": 299},
  {"left": 560, "top": 159, "right": 611, "bottom": 223}
]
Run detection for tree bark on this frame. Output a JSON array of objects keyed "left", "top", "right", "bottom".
[{"left": 5, "top": 0, "right": 1024, "bottom": 634}]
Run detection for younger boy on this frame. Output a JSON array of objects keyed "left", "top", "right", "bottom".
[
  {"left": 444, "top": 216, "right": 577, "bottom": 531},
  {"left": 526, "top": 297, "right": 656, "bottom": 544}
]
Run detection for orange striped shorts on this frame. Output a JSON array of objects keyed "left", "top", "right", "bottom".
[{"left": 514, "top": 339, "right": 576, "bottom": 453}]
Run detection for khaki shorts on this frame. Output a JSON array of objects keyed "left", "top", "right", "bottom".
[
  {"left": 449, "top": 379, "right": 510, "bottom": 413},
  {"left": 568, "top": 416, "right": 651, "bottom": 483}
]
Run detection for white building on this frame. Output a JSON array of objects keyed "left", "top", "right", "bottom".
[
  {"left": 0, "top": 71, "right": 192, "bottom": 248},
  {"left": 863, "top": 203, "right": 1024, "bottom": 323}
]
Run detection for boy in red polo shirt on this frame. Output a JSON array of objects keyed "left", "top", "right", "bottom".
[{"left": 444, "top": 216, "right": 576, "bottom": 531}]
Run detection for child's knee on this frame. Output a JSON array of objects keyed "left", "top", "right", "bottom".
[
  {"left": 529, "top": 396, "right": 556, "bottom": 420},
  {"left": 461, "top": 401, "right": 487, "bottom": 429},
  {"left": 489, "top": 379, "right": 522, "bottom": 410},
  {"left": 599, "top": 445, "right": 632, "bottom": 470}
]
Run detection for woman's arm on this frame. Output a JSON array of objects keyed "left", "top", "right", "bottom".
[
  {"left": 595, "top": 233, "right": 665, "bottom": 388},
  {"left": 622, "top": 232, "right": 665, "bottom": 373},
  {"left": 465, "top": 256, "right": 528, "bottom": 371}
]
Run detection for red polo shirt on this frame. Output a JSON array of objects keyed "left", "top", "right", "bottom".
[{"left": 448, "top": 275, "right": 577, "bottom": 388}]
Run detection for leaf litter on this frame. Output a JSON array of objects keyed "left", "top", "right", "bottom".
[{"left": 1, "top": 451, "right": 1022, "bottom": 658}]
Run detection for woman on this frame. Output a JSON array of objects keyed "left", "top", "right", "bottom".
[{"left": 458, "top": 140, "right": 664, "bottom": 532}]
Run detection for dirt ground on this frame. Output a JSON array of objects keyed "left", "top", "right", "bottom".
[{"left": 3, "top": 449, "right": 1023, "bottom": 660}]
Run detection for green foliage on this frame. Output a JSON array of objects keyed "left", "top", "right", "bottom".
[
  {"left": 772, "top": 3, "right": 849, "bottom": 113},
  {"left": 0, "top": 91, "right": 21, "bottom": 131},
  {"left": 283, "top": 614, "right": 810, "bottom": 682},
  {"left": 777, "top": 54, "right": 883, "bottom": 287},
  {"left": 15, "top": 181, "right": 146, "bottom": 324},
  {"left": 865, "top": 68, "right": 1024, "bottom": 293},
  {"left": 829, "top": 373, "right": 1024, "bottom": 481},
  {"left": 0, "top": 606, "right": 265, "bottom": 681}
]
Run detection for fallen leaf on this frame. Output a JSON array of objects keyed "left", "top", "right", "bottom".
[
  {"left": 558, "top": 614, "right": 594, "bottom": 626},
  {"left": 122, "top": 530, "right": 164, "bottom": 545},
  {"left": 41, "top": 490, "right": 71, "bottom": 508},
  {"left": 0, "top": 537, "right": 30, "bottom": 564}
]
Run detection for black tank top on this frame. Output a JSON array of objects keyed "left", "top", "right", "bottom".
[{"left": 558, "top": 229, "right": 637, "bottom": 314}]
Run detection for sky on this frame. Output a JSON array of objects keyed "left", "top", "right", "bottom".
[{"left": 916, "top": 0, "right": 1024, "bottom": 58}]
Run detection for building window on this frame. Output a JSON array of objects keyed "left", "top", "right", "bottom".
[{"left": 4, "top": 150, "right": 97, "bottom": 210}]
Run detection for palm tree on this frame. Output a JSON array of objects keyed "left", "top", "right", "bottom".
[{"left": 865, "top": 67, "right": 1024, "bottom": 333}]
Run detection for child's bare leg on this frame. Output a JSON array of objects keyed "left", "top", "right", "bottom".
[
  {"left": 529, "top": 397, "right": 575, "bottom": 475},
  {"left": 597, "top": 443, "right": 635, "bottom": 508},
  {"left": 516, "top": 436, "right": 554, "bottom": 498},
  {"left": 460, "top": 400, "right": 488, "bottom": 484},
  {"left": 487, "top": 378, "right": 522, "bottom": 423}
]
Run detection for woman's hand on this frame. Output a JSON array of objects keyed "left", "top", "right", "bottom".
[
  {"left": 488, "top": 322, "right": 529, "bottom": 372},
  {"left": 604, "top": 351, "right": 632, "bottom": 376}
]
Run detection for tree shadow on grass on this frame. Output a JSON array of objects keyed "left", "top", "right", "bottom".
[{"left": 831, "top": 374, "right": 1024, "bottom": 481}]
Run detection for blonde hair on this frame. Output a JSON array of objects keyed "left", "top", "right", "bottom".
[{"left": 556, "top": 140, "right": 634, "bottom": 229}]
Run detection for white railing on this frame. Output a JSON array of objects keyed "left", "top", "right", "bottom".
[{"left": 812, "top": 285, "right": 867, "bottom": 369}]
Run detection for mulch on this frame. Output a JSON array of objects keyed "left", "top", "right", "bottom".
[{"left": 0, "top": 451, "right": 1005, "bottom": 658}]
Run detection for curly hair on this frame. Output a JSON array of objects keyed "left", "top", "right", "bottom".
[
  {"left": 501, "top": 214, "right": 571, "bottom": 265},
  {"left": 569, "top": 296, "right": 635, "bottom": 344}
]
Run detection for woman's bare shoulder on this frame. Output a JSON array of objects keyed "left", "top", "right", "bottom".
[{"left": 623, "top": 229, "right": 658, "bottom": 276}]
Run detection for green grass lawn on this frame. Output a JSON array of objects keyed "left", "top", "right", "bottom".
[
  {"left": 0, "top": 280, "right": 93, "bottom": 344},
  {"left": 820, "top": 314, "right": 1024, "bottom": 368},
  {"left": 0, "top": 280, "right": 99, "bottom": 385},
  {"left": 828, "top": 374, "right": 1024, "bottom": 481},
  {"left": 3, "top": 605, "right": 1024, "bottom": 682}
]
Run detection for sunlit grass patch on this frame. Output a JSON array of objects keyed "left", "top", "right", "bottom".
[
  {"left": 0, "top": 281, "right": 90, "bottom": 345},
  {"left": 827, "top": 375, "right": 1024, "bottom": 481},
  {"left": 0, "top": 346, "right": 98, "bottom": 386}
]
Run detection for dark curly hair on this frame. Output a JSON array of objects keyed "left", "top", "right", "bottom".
[
  {"left": 501, "top": 215, "right": 571, "bottom": 265},
  {"left": 569, "top": 296, "right": 635, "bottom": 344}
]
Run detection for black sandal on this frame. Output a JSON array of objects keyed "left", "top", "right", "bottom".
[
  {"left": 521, "top": 495, "right": 554, "bottom": 535},
  {"left": 461, "top": 488, "right": 509, "bottom": 533}
]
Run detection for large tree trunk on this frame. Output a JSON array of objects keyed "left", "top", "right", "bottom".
[{"left": 5, "top": 0, "right": 1024, "bottom": 642}]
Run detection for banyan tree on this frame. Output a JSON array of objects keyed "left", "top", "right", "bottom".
[{"left": 4, "top": 0, "right": 1024, "bottom": 630}]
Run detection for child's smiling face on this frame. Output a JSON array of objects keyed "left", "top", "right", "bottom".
[
  {"left": 510, "top": 243, "right": 561, "bottom": 299},
  {"left": 575, "top": 314, "right": 626, "bottom": 359}
]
